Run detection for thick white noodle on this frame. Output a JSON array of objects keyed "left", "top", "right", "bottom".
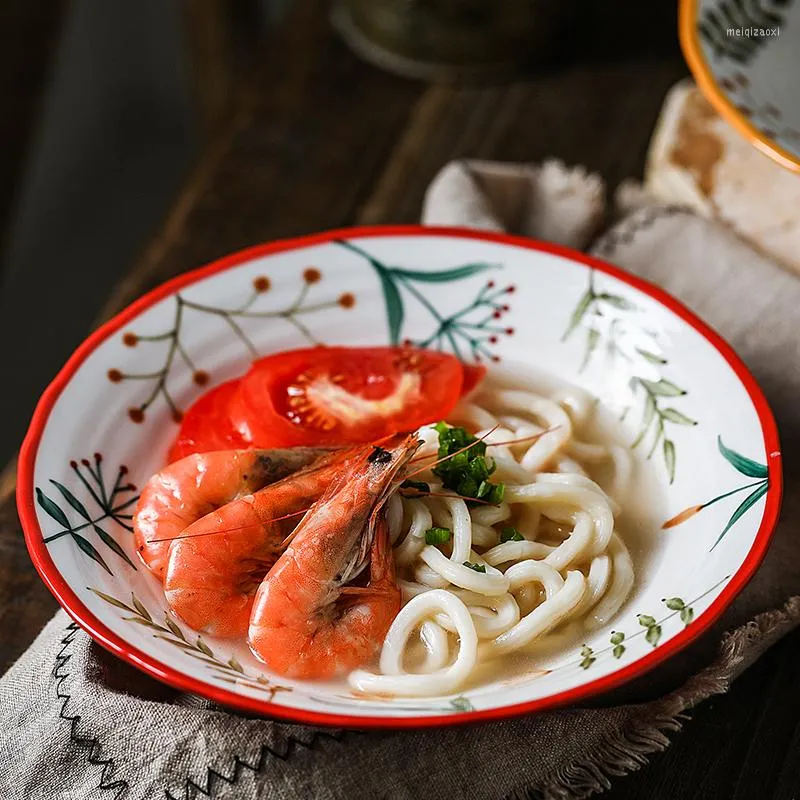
[
  {"left": 348, "top": 590, "right": 478, "bottom": 697},
  {"left": 364, "top": 374, "right": 635, "bottom": 697}
]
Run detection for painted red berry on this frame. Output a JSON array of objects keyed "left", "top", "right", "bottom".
[
  {"left": 122, "top": 332, "right": 138, "bottom": 347},
  {"left": 128, "top": 408, "right": 145, "bottom": 423},
  {"left": 253, "top": 276, "right": 271, "bottom": 293},
  {"left": 338, "top": 292, "right": 355, "bottom": 309},
  {"left": 107, "top": 369, "right": 123, "bottom": 383},
  {"left": 193, "top": 370, "right": 209, "bottom": 386},
  {"left": 303, "top": 267, "right": 322, "bottom": 284}
]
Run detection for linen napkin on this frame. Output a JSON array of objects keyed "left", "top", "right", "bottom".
[{"left": 2, "top": 160, "right": 799, "bottom": 800}]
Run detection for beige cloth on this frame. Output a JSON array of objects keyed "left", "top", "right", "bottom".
[{"left": 1, "top": 160, "right": 798, "bottom": 800}]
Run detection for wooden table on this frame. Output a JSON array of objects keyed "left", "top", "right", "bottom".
[{"left": 3, "top": 3, "right": 799, "bottom": 797}]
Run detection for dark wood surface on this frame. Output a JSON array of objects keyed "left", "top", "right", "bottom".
[{"left": 3, "top": 2, "right": 800, "bottom": 798}]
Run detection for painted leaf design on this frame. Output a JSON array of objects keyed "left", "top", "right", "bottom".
[
  {"left": 580, "top": 328, "right": 600, "bottom": 371},
  {"left": 389, "top": 263, "right": 493, "bottom": 282},
  {"left": 376, "top": 269, "right": 404, "bottom": 345},
  {"left": 717, "top": 436, "right": 768, "bottom": 478},
  {"left": 664, "top": 597, "right": 685, "bottom": 611},
  {"left": 661, "top": 408, "right": 697, "bottom": 426},
  {"left": 680, "top": 607, "right": 695, "bottom": 625},
  {"left": 638, "top": 614, "right": 656, "bottom": 627},
  {"left": 227, "top": 656, "right": 244, "bottom": 673},
  {"left": 562, "top": 288, "right": 594, "bottom": 341},
  {"left": 663, "top": 439, "right": 676, "bottom": 484},
  {"left": 50, "top": 480, "right": 91, "bottom": 520},
  {"left": 612, "top": 644, "right": 625, "bottom": 659},
  {"left": 597, "top": 293, "right": 635, "bottom": 310},
  {"left": 645, "top": 625, "right": 662, "bottom": 647},
  {"left": 165, "top": 616, "right": 185, "bottom": 640},
  {"left": 131, "top": 593, "right": 152, "bottom": 621},
  {"left": 90, "top": 588, "right": 133, "bottom": 612},
  {"left": 93, "top": 525, "right": 136, "bottom": 569},
  {"left": 36, "top": 488, "right": 71, "bottom": 530},
  {"left": 71, "top": 532, "right": 111, "bottom": 574},
  {"left": 450, "top": 696, "right": 475, "bottom": 712},
  {"left": 711, "top": 481, "right": 769, "bottom": 551},
  {"left": 640, "top": 379, "right": 686, "bottom": 397},
  {"left": 196, "top": 637, "right": 214, "bottom": 657},
  {"left": 610, "top": 631, "right": 625, "bottom": 645},
  {"left": 635, "top": 348, "right": 667, "bottom": 365},
  {"left": 124, "top": 616, "right": 163, "bottom": 631}
]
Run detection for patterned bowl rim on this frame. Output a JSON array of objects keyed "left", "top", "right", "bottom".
[
  {"left": 679, "top": 0, "right": 800, "bottom": 173},
  {"left": 17, "top": 225, "right": 783, "bottom": 729}
]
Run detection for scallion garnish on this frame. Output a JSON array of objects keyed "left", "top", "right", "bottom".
[
  {"left": 432, "top": 423, "right": 505, "bottom": 505},
  {"left": 425, "top": 526, "right": 452, "bottom": 545},
  {"left": 500, "top": 526, "right": 524, "bottom": 542},
  {"left": 463, "top": 561, "right": 487, "bottom": 573}
]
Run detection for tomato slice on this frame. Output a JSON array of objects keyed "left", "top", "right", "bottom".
[
  {"left": 228, "top": 346, "right": 465, "bottom": 447},
  {"left": 461, "top": 363, "right": 487, "bottom": 396},
  {"left": 168, "top": 379, "right": 248, "bottom": 462}
]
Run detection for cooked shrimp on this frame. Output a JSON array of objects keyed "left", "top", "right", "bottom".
[
  {"left": 134, "top": 447, "right": 330, "bottom": 578},
  {"left": 248, "top": 432, "right": 420, "bottom": 679},
  {"left": 163, "top": 447, "right": 361, "bottom": 638}
]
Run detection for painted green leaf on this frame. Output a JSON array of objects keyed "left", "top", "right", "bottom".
[
  {"left": 72, "top": 532, "right": 111, "bottom": 574},
  {"left": 580, "top": 656, "right": 596, "bottom": 670},
  {"left": 635, "top": 348, "right": 667, "bottom": 365},
  {"left": 36, "top": 488, "right": 70, "bottom": 530},
  {"left": 646, "top": 625, "right": 662, "bottom": 647},
  {"left": 640, "top": 379, "right": 686, "bottom": 397},
  {"left": 610, "top": 631, "right": 625, "bottom": 645},
  {"left": 664, "top": 597, "right": 685, "bottom": 611},
  {"left": 227, "top": 656, "right": 244, "bottom": 673},
  {"left": 580, "top": 644, "right": 594, "bottom": 658},
  {"left": 717, "top": 436, "right": 768, "bottom": 479},
  {"left": 661, "top": 408, "right": 697, "bottom": 426},
  {"left": 580, "top": 328, "right": 601, "bottom": 371},
  {"left": 597, "top": 293, "right": 636, "bottom": 310},
  {"left": 90, "top": 588, "right": 133, "bottom": 612},
  {"left": 638, "top": 614, "right": 656, "bottom": 628},
  {"left": 663, "top": 439, "right": 676, "bottom": 484},
  {"left": 562, "top": 289, "right": 594, "bottom": 341},
  {"left": 123, "top": 616, "right": 163, "bottom": 631},
  {"left": 165, "top": 616, "right": 185, "bottom": 640},
  {"left": 711, "top": 481, "right": 769, "bottom": 551},
  {"left": 154, "top": 635, "right": 196, "bottom": 651},
  {"left": 632, "top": 392, "right": 657, "bottom": 449},
  {"left": 680, "top": 607, "right": 695, "bottom": 625},
  {"left": 131, "top": 593, "right": 152, "bottom": 622},
  {"left": 196, "top": 637, "right": 214, "bottom": 658},
  {"left": 50, "top": 480, "right": 91, "bottom": 520},
  {"left": 450, "top": 696, "right": 475, "bottom": 712},
  {"left": 612, "top": 644, "right": 625, "bottom": 659},
  {"left": 94, "top": 525, "right": 136, "bottom": 569},
  {"left": 376, "top": 269, "right": 404, "bottom": 345},
  {"left": 389, "top": 263, "right": 493, "bottom": 283}
]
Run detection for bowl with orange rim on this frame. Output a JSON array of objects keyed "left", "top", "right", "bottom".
[
  {"left": 17, "top": 226, "right": 781, "bottom": 728},
  {"left": 680, "top": 0, "right": 800, "bottom": 172}
]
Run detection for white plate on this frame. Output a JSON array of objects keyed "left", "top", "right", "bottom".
[{"left": 18, "top": 226, "right": 782, "bottom": 728}]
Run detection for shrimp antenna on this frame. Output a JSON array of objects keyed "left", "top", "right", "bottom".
[
  {"left": 398, "top": 488, "right": 493, "bottom": 506},
  {"left": 148, "top": 507, "right": 312, "bottom": 543}
]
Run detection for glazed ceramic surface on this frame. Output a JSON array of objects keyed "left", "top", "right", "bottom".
[
  {"left": 18, "top": 227, "right": 781, "bottom": 728},
  {"left": 681, "top": 0, "right": 800, "bottom": 171}
]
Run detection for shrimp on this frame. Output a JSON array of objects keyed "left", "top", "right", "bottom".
[
  {"left": 248, "top": 432, "right": 420, "bottom": 680},
  {"left": 134, "top": 447, "right": 330, "bottom": 579},
  {"left": 163, "top": 447, "right": 362, "bottom": 638}
]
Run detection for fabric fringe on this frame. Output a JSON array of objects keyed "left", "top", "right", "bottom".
[{"left": 507, "top": 596, "right": 800, "bottom": 800}]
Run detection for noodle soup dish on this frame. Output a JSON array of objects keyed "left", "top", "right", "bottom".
[{"left": 18, "top": 227, "right": 781, "bottom": 727}]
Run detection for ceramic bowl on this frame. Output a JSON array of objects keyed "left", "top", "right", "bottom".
[
  {"left": 680, "top": 0, "right": 800, "bottom": 172},
  {"left": 18, "top": 227, "right": 781, "bottom": 728}
]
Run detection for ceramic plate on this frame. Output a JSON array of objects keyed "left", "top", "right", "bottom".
[
  {"left": 681, "top": 0, "right": 800, "bottom": 172},
  {"left": 18, "top": 226, "right": 782, "bottom": 728}
]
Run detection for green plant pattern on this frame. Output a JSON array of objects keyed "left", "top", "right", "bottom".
[
  {"left": 576, "top": 580, "right": 726, "bottom": 670},
  {"left": 91, "top": 588, "right": 290, "bottom": 701},
  {"left": 307, "top": 693, "right": 475, "bottom": 713},
  {"left": 37, "top": 455, "right": 139, "bottom": 575},
  {"left": 663, "top": 436, "right": 770, "bottom": 551},
  {"left": 698, "top": 0, "right": 792, "bottom": 65},
  {"left": 334, "top": 239, "right": 513, "bottom": 362},
  {"left": 563, "top": 271, "right": 697, "bottom": 483}
]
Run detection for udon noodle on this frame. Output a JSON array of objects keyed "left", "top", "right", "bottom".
[{"left": 348, "top": 366, "right": 634, "bottom": 698}]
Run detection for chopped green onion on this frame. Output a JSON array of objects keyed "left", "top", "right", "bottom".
[
  {"left": 463, "top": 561, "right": 487, "bottom": 573},
  {"left": 456, "top": 475, "right": 479, "bottom": 498},
  {"left": 432, "top": 423, "right": 504, "bottom": 504},
  {"left": 401, "top": 480, "right": 430, "bottom": 494},
  {"left": 485, "top": 483, "right": 505, "bottom": 505},
  {"left": 425, "top": 526, "right": 452, "bottom": 545},
  {"left": 500, "top": 526, "right": 524, "bottom": 542}
]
